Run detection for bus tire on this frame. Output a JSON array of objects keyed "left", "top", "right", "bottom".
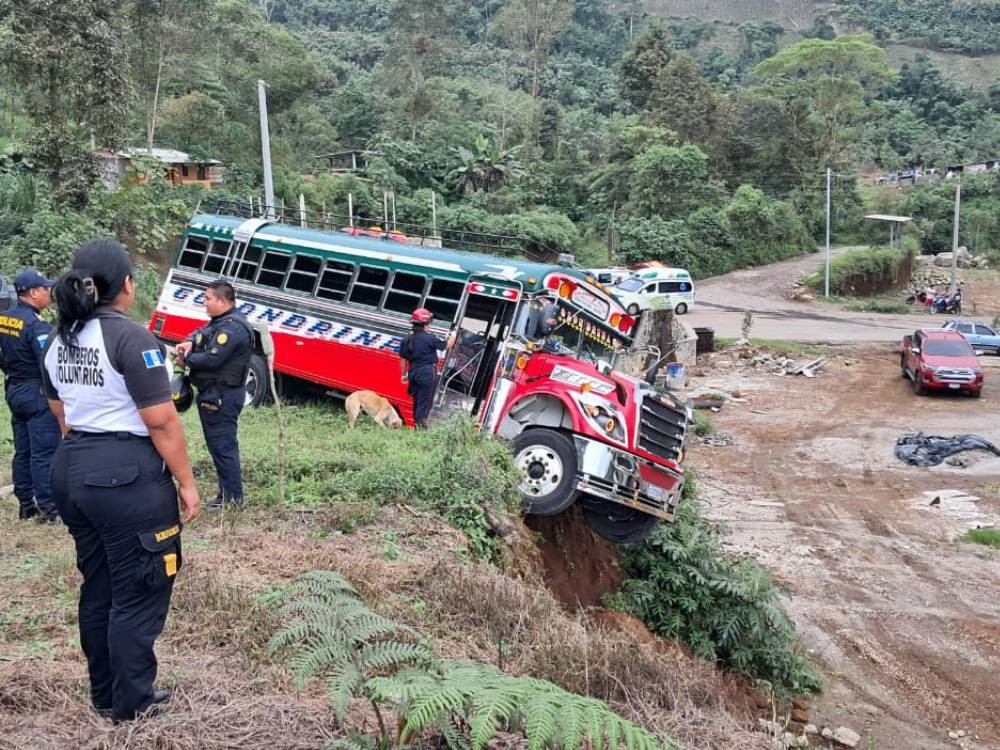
[
  {"left": 627, "top": 303, "right": 640, "bottom": 316},
  {"left": 674, "top": 302, "right": 688, "bottom": 315},
  {"left": 245, "top": 353, "right": 270, "bottom": 408},
  {"left": 582, "top": 498, "right": 660, "bottom": 543},
  {"left": 512, "top": 429, "right": 579, "bottom": 516}
]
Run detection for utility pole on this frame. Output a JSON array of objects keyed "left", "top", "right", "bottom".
[
  {"left": 257, "top": 80, "right": 276, "bottom": 220},
  {"left": 950, "top": 177, "right": 961, "bottom": 295},
  {"left": 824, "top": 167, "right": 832, "bottom": 298}
]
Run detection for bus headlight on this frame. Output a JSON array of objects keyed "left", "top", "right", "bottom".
[{"left": 577, "top": 398, "right": 626, "bottom": 444}]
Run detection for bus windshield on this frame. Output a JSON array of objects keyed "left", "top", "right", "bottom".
[{"left": 548, "top": 300, "right": 624, "bottom": 365}]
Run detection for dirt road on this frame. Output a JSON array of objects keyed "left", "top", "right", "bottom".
[
  {"left": 689, "top": 343, "right": 1000, "bottom": 749},
  {"left": 687, "top": 249, "right": 949, "bottom": 342}
]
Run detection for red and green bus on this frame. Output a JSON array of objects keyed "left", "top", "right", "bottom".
[{"left": 150, "top": 208, "right": 689, "bottom": 542}]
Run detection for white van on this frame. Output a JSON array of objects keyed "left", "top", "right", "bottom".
[{"left": 609, "top": 268, "right": 695, "bottom": 315}]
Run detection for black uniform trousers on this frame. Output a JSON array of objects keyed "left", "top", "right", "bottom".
[
  {"left": 5, "top": 381, "right": 60, "bottom": 516},
  {"left": 408, "top": 364, "right": 438, "bottom": 427},
  {"left": 197, "top": 385, "right": 245, "bottom": 500},
  {"left": 51, "top": 432, "right": 181, "bottom": 722}
]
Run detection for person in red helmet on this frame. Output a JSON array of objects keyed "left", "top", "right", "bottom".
[{"left": 399, "top": 308, "right": 456, "bottom": 428}]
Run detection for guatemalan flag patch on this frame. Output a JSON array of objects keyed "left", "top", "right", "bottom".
[{"left": 142, "top": 349, "right": 166, "bottom": 368}]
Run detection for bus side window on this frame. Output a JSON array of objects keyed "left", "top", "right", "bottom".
[
  {"left": 178, "top": 236, "right": 208, "bottom": 269},
  {"left": 202, "top": 239, "right": 232, "bottom": 274},
  {"left": 257, "top": 251, "right": 292, "bottom": 288},
  {"left": 317, "top": 260, "right": 354, "bottom": 302},
  {"left": 383, "top": 271, "right": 427, "bottom": 314},
  {"left": 349, "top": 265, "right": 388, "bottom": 307},
  {"left": 423, "top": 278, "right": 463, "bottom": 323},
  {"left": 286, "top": 254, "right": 322, "bottom": 294},
  {"left": 232, "top": 243, "right": 263, "bottom": 281}
]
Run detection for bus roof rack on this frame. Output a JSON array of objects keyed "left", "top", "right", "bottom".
[{"left": 211, "top": 200, "right": 564, "bottom": 264}]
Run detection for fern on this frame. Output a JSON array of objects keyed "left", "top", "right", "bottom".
[
  {"left": 371, "top": 660, "right": 671, "bottom": 750},
  {"left": 270, "top": 570, "right": 433, "bottom": 723},
  {"left": 273, "top": 570, "right": 679, "bottom": 750}
]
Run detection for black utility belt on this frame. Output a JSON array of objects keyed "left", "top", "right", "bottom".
[
  {"left": 193, "top": 382, "right": 243, "bottom": 390},
  {"left": 66, "top": 430, "right": 150, "bottom": 442}
]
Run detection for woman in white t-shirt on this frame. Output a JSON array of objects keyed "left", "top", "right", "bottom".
[{"left": 42, "top": 239, "right": 200, "bottom": 723}]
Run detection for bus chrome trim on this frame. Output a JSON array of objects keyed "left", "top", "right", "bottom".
[{"left": 572, "top": 435, "right": 679, "bottom": 520}]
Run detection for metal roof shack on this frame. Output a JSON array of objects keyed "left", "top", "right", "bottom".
[
  {"left": 95, "top": 148, "right": 226, "bottom": 189},
  {"left": 864, "top": 214, "right": 913, "bottom": 248},
  {"left": 315, "top": 149, "right": 378, "bottom": 174}
]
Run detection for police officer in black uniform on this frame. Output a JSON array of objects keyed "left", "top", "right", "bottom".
[
  {"left": 399, "top": 307, "right": 455, "bottom": 429},
  {"left": 173, "top": 281, "right": 252, "bottom": 509},
  {"left": 0, "top": 269, "right": 61, "bottom": 522},
  {"left": 42, "top": 240, "right": 200, "bottom": 722}
]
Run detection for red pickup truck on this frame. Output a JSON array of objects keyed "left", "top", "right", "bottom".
[{"left": 901, "top": 329, "right": 983, "bottom": 397}]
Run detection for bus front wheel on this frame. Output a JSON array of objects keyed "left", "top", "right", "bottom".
[
  {"left": 582, "top": 498, "right": 660, "bottom": 543},
  {"left": 512, "top": 429, "right": 579, "bottom": 516}
]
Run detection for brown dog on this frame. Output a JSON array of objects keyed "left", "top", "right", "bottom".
[{"left": 345, "top": 390, "right": 403, "bottom": 429}]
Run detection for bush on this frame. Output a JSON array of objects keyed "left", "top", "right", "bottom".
[
  {"left": 963, "top": 528, "right": 1000, "bottom": 550},
  {"left": 805, "top": 244, "right": 914, "bottom": 296},
  {"left": 614, "top": 187, "right": 811, "bottom": 279},
  {"left": 616, "top": 478, "right": 821, "bottom": 696}
]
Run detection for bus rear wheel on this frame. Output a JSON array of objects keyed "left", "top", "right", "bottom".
[
  {"left": 674, "top": 302, "right": 688, "bottom": 315},
  {"left": 626, "top": 303, "right": 641, "bottom": 316},
  {"left": 582, "top": 498, "right": 660, "bottom": 543},
  {"left": 512, "top": 429, "right": 579, "bottom": 516},
  {"left": 245, "top": 354, "right": 270, "bottom": 407}
]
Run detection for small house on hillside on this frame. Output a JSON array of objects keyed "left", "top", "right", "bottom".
[
  {"left": 315, "top": 149, "right": 377, "bottom": 174},
  {"left": 95, "top": 148, "right": 226, "bottom": 189}
]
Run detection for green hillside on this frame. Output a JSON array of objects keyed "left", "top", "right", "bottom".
[{"left": 1, "top": 0, "right": 999, "bottom": 282}]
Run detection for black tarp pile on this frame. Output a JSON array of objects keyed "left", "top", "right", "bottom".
[{"left": 894, "top": 433, "right": 1000, "bottom": 467}]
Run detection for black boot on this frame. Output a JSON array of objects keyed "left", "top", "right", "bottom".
[
  {"left": 35, "top": 508, "right": 61, "bottom": 525},
  {"left": 95, "top": 689, "right": 171, "bottom": 720},
  {"left": 18, "top": 502, "right": 39, "bottom": 520},
  {"left": 208, "top": 493, "right": 224, "bottom": 512}
]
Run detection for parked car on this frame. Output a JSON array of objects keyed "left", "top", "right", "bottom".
[
  {"left": 901, "top": 329, "right": 983, "bottom": 397},
  {"left": 941, "top": 320, "right": 1000, "bottom": 355}
]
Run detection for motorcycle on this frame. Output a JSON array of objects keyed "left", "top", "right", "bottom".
[
  {"left": 905, "top": 283, "right": 934, "bottom": 307},
  {"left": 930, "top": 288, "right": 962, "bottom": 315}
]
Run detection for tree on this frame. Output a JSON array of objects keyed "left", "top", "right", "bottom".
[
  {"left": 619, "top": 20, "right": 673, "bottom": 111},
  {"left": 0, "top": 0, "right": 130, "bottom": 209},
  {"left": 449, "top": 134, "right": 524, "bottom": 193},
  {"left": 646, "top": 53, "right": 723, "bottom": 147},
  {"left": 495, "top": 0, "right": 573, "bottom": 99},
  {"left": 381, "top": 0, "right": 464, "bottom": 139},
  {"left": 737, "top": 21, "right": 783, "bottom": 68},
  {"left": 157, "top": 93, "right": 227, "bottom": 153},
  {"left": 628, "top": 143, "right": 711, "bottom": 218},
  {"left": 752, "top": 35, "right": 895, "bottom": 170}
]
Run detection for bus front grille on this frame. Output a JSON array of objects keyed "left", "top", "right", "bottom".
[{"left": 637, "top": 396, "right": 686, "bottom": 464}]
